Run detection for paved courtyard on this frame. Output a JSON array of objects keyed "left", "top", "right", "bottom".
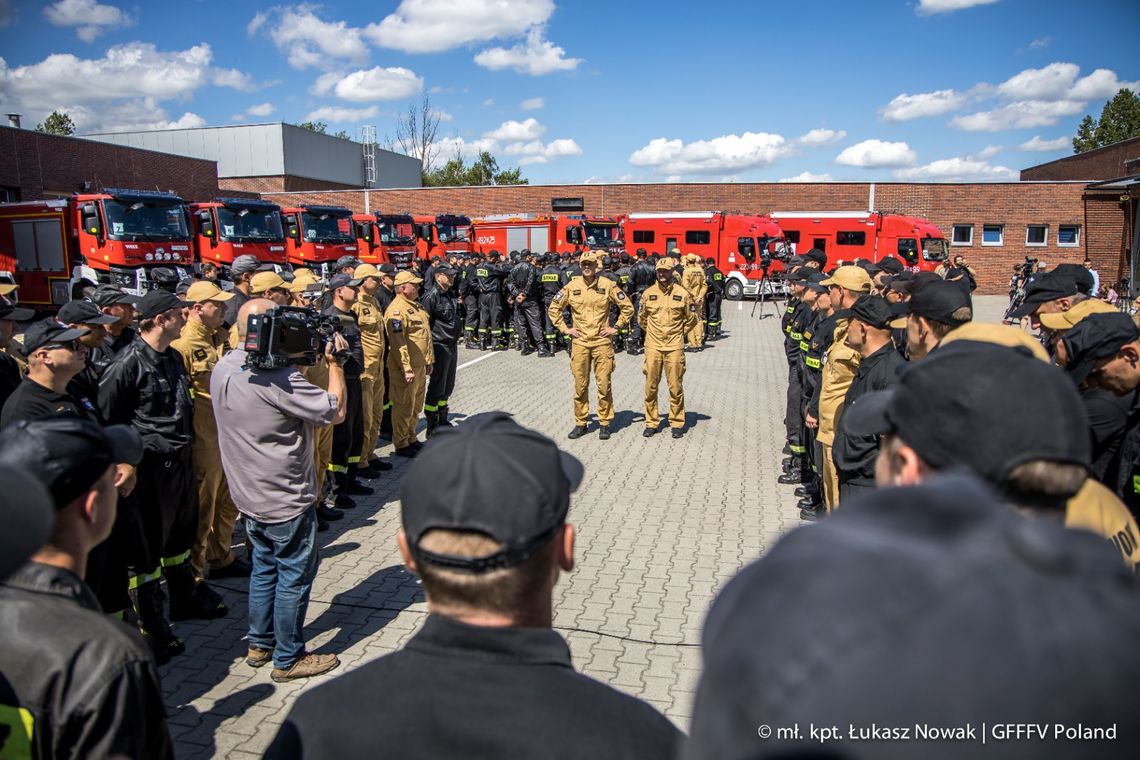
[{"left": 166, "top": 295, "right": 1010, "bottom": 758}]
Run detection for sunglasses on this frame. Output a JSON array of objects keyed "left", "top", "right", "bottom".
[{"left": 41, "top": 340, "right": 84, "bottom": 353}]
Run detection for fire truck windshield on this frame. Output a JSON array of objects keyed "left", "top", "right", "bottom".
[
  {"left": 378, "top": 222, "right": 415, "bottom": 245},
  {"left": 300, "top": 212, "right": 354, "bottom": 243},
  {"left": 584, "top": 224, "right": 617, "bottom": 245},
  {"left": 103, "top": 200, "right": 189, "bottom": 241},
  {"left": 437, "top": 224, "right": 470, "bottom": 243},
  {"left": 217, "top": 207, "right": 284, "bottom": 242},
  {"left": 922, "top": 238, "right": 948, "bottom": 261}
]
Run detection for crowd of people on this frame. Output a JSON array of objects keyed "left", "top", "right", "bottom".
[{"left": 1, "top": 241, "right": 1138, "bottom": 758}]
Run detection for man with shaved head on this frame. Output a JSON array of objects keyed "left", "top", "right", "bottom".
[{"left": 212, "top": 298, "right": 348, "bottom": 682}]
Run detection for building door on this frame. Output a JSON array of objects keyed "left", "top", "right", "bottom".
[
  {"left": 813, "top": 238, "right": 826, "bottom": 252},
  {"left": 666, "top": 237, "right": 678, "bottom": 254}
]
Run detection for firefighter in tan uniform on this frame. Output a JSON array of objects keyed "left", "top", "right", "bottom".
[
  {"left": 548, "top": 250, "right": 634, "bottom": 440},
  {"left": 816, "top": 266, "right": 872, "bottom": 511},
  {"left": 170, "top": 281, "right": 246, "bottom": 577},
  {"left": 384, "top": 270, "right": 434, "bottom": 457},
  {"left": 681, "top": 254, "right": 708, "bottom": 349},
  {"left": 352, "top": 263, "right": 391, "bottom": 476},
  {"left": 638, "top": 257, "right": 699, "bottom": 439}
]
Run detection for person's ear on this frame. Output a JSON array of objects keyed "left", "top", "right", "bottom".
[
  {"left": 557, "top": 523, "right": 575, "bottom": 573},
  {"left": 1121, "top": 343, "right": 1140, "bottom": 369},
  {"left": 895, "top": 444, "right": 926, "bottom": 487},
  {"left": 396, "top": 529, "right": 419, "bottom": 577}
]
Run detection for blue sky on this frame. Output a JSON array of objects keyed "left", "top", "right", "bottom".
[{"left": 1, "top": 0, "right": 1137, "bottom": 184}]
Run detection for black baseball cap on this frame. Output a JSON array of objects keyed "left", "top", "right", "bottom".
[
  {"left": 850, "top": 294, "right": 894, "bottom": 330},
  {"left": 0, "top": 296, "right": 34, "bottom": 322},
  {"left": 1009, "top": 272, "right": 1078, "bottom": 318},
  {"left": 377, "top": 263, "right": 397, "bottom": 276},
  {"left": 89, "top": 284, "right": 139, "bottom": 307},
  {"left": 1052, "top": 263, "right": 1095, "bottom": 296},
  {"left": 876, "top": 256, "right": 904, "bottom": 275},
  {"left": 891, "top": 279, "right": 971, "bottom": 326},
  {"left": 335, "top": 255, "right": 363, "bottom": 271},
  {"left": 400, "top": 412, "right": 583, "bottom": 572},
  {"left": 1062, "top": 311, "right": 1140, "bottom": 385},
  {"left": 0, "top": 416, "right": 143, "bottom": 508},
  {"left": 688, "top": 473, "right": 1140, "bottom": 760},
  {"left": 803, "top": 248, "right": 827, "bottom": 267},
  {"left": 57, "top": 300, "right": 118, "bottom": 326},
  {"left": 0, "top": 464, "right": 54, "bottom": 582},
  {"left": 801, "top": 272, "right": 828, "bottom": 294},
  {"left": 136, "top": 289, "right": 190, "bottom": 319},
  {"left": 21, "top": 319, "right": 90, "bottom": 356},
  {"left": 328, "top": 273, "right": 363, "bottom": 290},
  {"left": 842, "top": 342, "right": 1090, "bottom": 484}
]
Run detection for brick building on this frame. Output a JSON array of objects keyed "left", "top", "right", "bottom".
[
  {"left": 261, "top": 181, "right": 1122, "bottom": 295},
  {"left": 1020, "top": 136, "right": 1140, "bottom": 181}
]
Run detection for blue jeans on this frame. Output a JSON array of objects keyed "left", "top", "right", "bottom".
[{"left": 245, "top": 508, "right": 319, "bottom": 669}]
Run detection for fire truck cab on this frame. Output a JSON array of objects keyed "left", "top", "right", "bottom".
[
  {"left": 624, "top": 212, "right": 789, "bottom": 300},
  {"left": 353, "top": 212, "right": 417, "bottom": 269},
  {"left": 769, "top": 211, "right": 948, "bottom": 272},
  {"left": 471, "top": 213, "right": 624, "bottom": 255},
  {"left": 281, "top": 205, "right": 358, "bottom": 279},
  {"left": 190, "top": 198, "right": 288, "bottom": 282},
  {"left": 414, "top": 214, "right": 473, "bottom": 262},
  {"left": 0, "top": 189, "right": 193, "bottom": 309}
]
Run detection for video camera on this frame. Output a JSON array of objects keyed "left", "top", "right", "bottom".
[{"left": 243, "top": 306, "right": 352, "bottom": 370}]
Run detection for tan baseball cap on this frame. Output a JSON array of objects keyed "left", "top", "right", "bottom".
[
  {"left": 820, "top": 265, "right": 873, "bottom": 294},
  {"left": 394, "top": 270, "right": 423, "bottom": 287},
  {"left": 579, "top": 251, "right": 602, "bottom": 266},
  {"left": 292, "top": 267, "right": 317, "bottom": 283},
  {"left": 939, "top": 323, "right": 1050, "bottom": 362},
  {"left": 1037, "top": 298, "right": 1118, "bottom": 332},
  {"left": 0, "top": 283, "right": 17, "bottom": 297},
  {"left": 250, "top": 271, "right": 287, "bottom": 294},
  {"left": 185, "top": 280, "right": 235, "bottom": 303},
  {"left": 354, "top": 263, "right": 381, "bottom": 280}
]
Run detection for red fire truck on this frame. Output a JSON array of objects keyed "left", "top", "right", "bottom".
[
  {"left": 414, "top": 214, "right": 474, "bottom": 262},
  {"left": 281, "top": 204, "right": 359, "bottom": 278},
  {"left": 768, "top": 211, "right": 947, "bottom": 272},
  {"left": 623, "top": 212, "right": 789, "bottom": 300},
  {"left": 0, "top": 189, "right": 193, "bottom": 309},
  {"left": 190, "top": 198, "right": 288, "bottom": 281},
  {"left": 353, "top": 212, "right": 417, "bottom": 268},
  {"left": 471, "top": 213, "right": 624, "bottom": 255}
]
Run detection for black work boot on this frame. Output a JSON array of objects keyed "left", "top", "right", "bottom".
[
  {"left": 567, "top": 425, "right": 587, "bottom": 440},
  {"left": 424, "top": 410, "right": 440, "bottom": 438},
  {"left": 132, "top": 581, "right": 184, "bottom": 663},
  {"left": 166, "top": 563, "right": 228, "bottom": 621},
  {"left": 598, "top": 426, "right": 611, "bottom": 441}
]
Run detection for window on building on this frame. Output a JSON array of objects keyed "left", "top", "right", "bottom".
[
  {"left": 982, "top": 224, "right": 1004, "bottom": 246},
  {"left": 685, "top": 230, "right": 710, "bottom": 245},
  {"left": 836, "top": 231, "right": 866, "bottom": 246},
  {"left": 951, "top": 224, "right": 973, "bottom": 246},
  {"left": 1058, "top": 225, "right": 1081, "bottom": 246},
  {"left": 632, "top": 230, "right": 654, "bottom": 244},
  {"left": 1026, "top": 225, "right": 1048, "bottom": 246}
]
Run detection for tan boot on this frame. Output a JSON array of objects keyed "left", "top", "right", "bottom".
[{"left": 270, "top": 652, "right": 340, "bottom": 682}]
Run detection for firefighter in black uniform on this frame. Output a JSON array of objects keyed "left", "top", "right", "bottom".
[
  {"left": 599, "top": 256, "right": 625, "bottom": 352},
  {"left": 420, "top": 265, "right": 461, "bottom": 436},
  {"left": 628, "top": 250, "right": 656, "bottom": 355},
  {"left": 614, "top": 253, "right": 635, "bottom": 350},
  {"left": 778, "top": 265, "right": 810, "bottom": 480},
  {"left": 476, "top": 253, "right": 507, "bottom": 350},
  {"left": 323, "top": 273, "right": 372, "bottom": 510},
  {"left": 98, "top": 289, "right": 226, "bottom": 664},
  {"left": 461, "top": 254, "right": 481, "bottom": 349},
  {"left": 508, "top": 252, "right": 547, "bottom": 355},
  {"left": 799, "top": 274, "right": 844, "bottom": 521},
  {"left": 704, "top": 257, "right": 726, "bottom": 340},
  {"left": 540, "top": 254, "right": 567, "bottom": 353}
]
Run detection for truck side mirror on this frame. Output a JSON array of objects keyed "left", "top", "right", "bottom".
[
  {"left": 356, "top": 222, "right": 372, "bottom": 242},
  {"left": 567, "top": 226, "right": 582, "bottom": 245},
  {"left": 81, "top": 203, "right": 102, "bottom": 239},
  {"left": 285, "top": 221, "right": 299, "bottom": 240},
  {"left": 196, "top": 211, "right": 216, "bottom": 244}
]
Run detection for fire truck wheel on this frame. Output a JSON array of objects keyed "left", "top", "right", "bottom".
[{"left": 724, "top": 279, "right": 744, "bottom": 301}]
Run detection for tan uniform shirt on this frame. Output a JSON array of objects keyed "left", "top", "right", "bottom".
[
  {"left": 384, "top": 293, "right": 434, "bottom": 373},
  {"left": 171, "top": 318, "right": 228, "bottom": 446},
  {"left": 817, "top": 317, "right": 860, "bottom": 447},
  {"left": 353, "top": 292, "right": 385, "bottom": 381},
  {"left": 548, "top": 275, "right": 634, "bottom": 349},
  {"left": 637, "top": 283, "right": 699, "bottom": 352},
  {"left": 682, "top": 265, "right": 708, "bottom": 302},
  {"left": 1066, "top": 478, "right": 1140, "bottom": 572}
]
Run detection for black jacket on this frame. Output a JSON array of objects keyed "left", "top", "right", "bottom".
[
  {"left": 630, "top": 260, "right": 656, "bottom": 293},
  {"left": 0, "top": 562, "right": 173, "bottom": 760},
  {"left": 706, "top": 265, "right": 726, "bottom": 295},
  {"left": 833, "top": 343, "right": 908, "bottom": 484},
  {"left": 507, "top": 261, "right": 541, "bottom": 301},
  {"left": 97, "top": 338, "right": 193, "bottom": 454},
  {"left": 323, "top": 305, "right": 365, "bottom": 378},
  {"left": 420, "top": 284, "right": 461, "bottom": 344},
  {"left": 475, "top": 263, "right": 506, "bottom": 294},
  {"left": 1083, "top": 386, "right": 1134, "bottom": 484},
  {"left": 539, "top": 264, "right": 566, "bottom": 297}
]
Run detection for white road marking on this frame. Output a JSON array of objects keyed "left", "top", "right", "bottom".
[{"left": 457, "top": 351, "right": 503, "bottom": 371}]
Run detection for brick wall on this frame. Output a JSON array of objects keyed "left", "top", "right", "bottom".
[
  {"left": 262, "top": 181, "right": 1105, "bottom": 294},
  {"left": 1020, "top": 136, "right": 1140, "bottom": 181},
  {"left": 0, "top": 126, "right": 219, "bottom": 201},
  {"left": 219, "top": 175, "right": 361, "bottom": 195}
]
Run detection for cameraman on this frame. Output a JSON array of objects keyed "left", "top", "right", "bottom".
[{"left": 211, "top": 299, "right": 348, "bottom": 682}]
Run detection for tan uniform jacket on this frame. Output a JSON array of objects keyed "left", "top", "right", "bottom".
[
  {"left": 171, "top": 319, "right": 228, "bottom": 446},
  {"left": 353, "top": 293, "right": 385, "bottom": 381},
  {"left": 548, "top": 275, "right": 634, "bottom": 349},
  {"left": 817, "top": 317, "right": 860, "bottom": 447},
  {"left": 638, "top": 283, "right": 699, "bottom": 352},
  {"left": 682, "top": 265, "right": 708, "bottom": 302},
  {"left": 1066, "top": 478, "right": 1140, "bottom": 572},
  {"left": 384, "top": 293, "right": 434, "bottom": 373}
]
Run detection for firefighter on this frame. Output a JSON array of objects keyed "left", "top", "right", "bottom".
[
  {"left": 797, "top": 272, "right": 835, "bottom": 520},
  {"left": 352, "top": 264, "right": 393, "bottom": 479},
  {"left": 476, "top": 252, "right": 506, "bottom": 350},
  {"left": 508, "top": 251, "right": 547, "bottom": 355},
  {"left": 628, "top": 250, "right": 656, "bottom": 355},
  {"left": 639, "top": 258, "right": 699, "bottom": 438},
  {"left": 322, "top": 273, "right": 371, "bottom": 511},
  {"left": 461, "top": 254, "right": 481, "bottom": 349},
  {"left": 704, "top": 257, "right": 726, "bottom": 340},
  {"left": 777, "top": 263, "right": 810, "bottom": 484},
  {"left": 681, "top": 254, "right": 708, "bottom": 350},
  {"left": 420, "top": 265, "right": 460, "bottom": 435},
  {"left": 548, "top": 251, "right": 633, "bottom": 440},
  {"left": 540, "top": 254, "right": 568, "bottom": 353},
  {"left": 384, "top": 271, "right": 434, "bottom": 457},
  {"left": 615, "top": 253, "right": 635, "bottom": 349},
  {"left": 599, "top": 256, "right": 625, "bottom": 352}
]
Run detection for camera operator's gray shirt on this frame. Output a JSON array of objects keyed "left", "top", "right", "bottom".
[{"left": 211, "top": 349, "right": 338, "bottom": 523}]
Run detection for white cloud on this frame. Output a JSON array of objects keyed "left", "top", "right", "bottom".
[
  {"left": 995, "top": 62, "right": 1139, "bottom": 102},
  {"left": 248, "top": 6, "right": 369, "bottom": 70},
  {"left": 231, "top": 114, "right": 246, "bottom": 122},
  {"left": 366, "top": 0, "right": 554, "bottom": 53},
  {"left": 485, "top": 117, "right": 545, "bottom": 141},
  {"left": 893, "top": 156, "right": 1016, "bottom": 181},
  {"left": 1029, "top": 36, "right": 1051, "bottom": 49},
  {"left": 916, "top": 0, "right": 999, "bottom": 15},
  {"left": 313, "top": 66, "right": 423, "bottom": 102},
  {"left": 1019, "top": 135, "right": 1070, "bottom": 151},
  {"left": 795, "top": 128, "right": 846, "bottom": 146},
  {"left": 974, "top": 145, "right": 1002, "bottom": 159},
  {"left": 67, "top": 98, "right": 206, "bottom": 133},
  {"left": 779, "top": 171, "right": 834, "bottom": 182},
  {"left": 520, "top": 96, "right": 545, "bottom": 110},
  {"left": 211, "top": 68, "right": 257, "bottom": 92},
  {"left": 629, "top": 132, "right": 792, "bottom": 175},
  {"left": 481, "top": 98, "right": 494, "bottom": 107},
  {"left": 881, "top": 89, "right": 966, "bottom": 122},
  {"left": 474, "top": 28, "right": 581, "bottom": 76},
  {"left": 44, "top": 0, "right": 134, "bottom": 42},
  {"left": 434, "top": 135, "right": 500, "bottom": 162},
  {"left": 504, "top": 137, "right": 582, "bottom": 165},
  {"left": 247, "top": 102, "right": 275, "bottom": 117},
  {"left": 835, "top": 139, "right": 917, "bottom": 168},
  {"left": 304, "top": 105, "right": 379, "bottom": 123},
  {"left": 434, "top": 108, "right": 454, "bottom": 122},
  {"left": 949, "top": 99, "right": 1085, "bottom": 131},
  {"left": 435, "top": 116, "right": 579, "bottom": 166}
]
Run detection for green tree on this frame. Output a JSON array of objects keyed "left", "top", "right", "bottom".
[
  {"left": 423, "top": 150, "right": 528, "bottom": 187},
  {"left": 35, "top": 110, "right": 76, "bottom": 135},
  {"left": 1073, "top": 89, "right": 1140, "bottom": 153},
  {"left": 333, "top": 129, "right": 351, "bottom": 140},
  {"left": 297, "top": 121, "right": 328, "bottom": 134}
]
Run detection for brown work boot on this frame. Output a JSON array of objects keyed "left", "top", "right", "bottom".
[
  {"left": 246, "top": 646, "right": 272, "bottom": 668},
  {"left": 270, "top": 652, "right": 340, "bottom": 682}
]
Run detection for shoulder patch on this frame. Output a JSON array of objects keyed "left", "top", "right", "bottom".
[
  {"left": 192, "top": 348, "right": 208, "bottom": 361},
  {"left": 390, "top": 309, "right": 400, "bottom": 316},
  {"left": 615, "top": 290, "right": 626, "bottom": 300},
  {"left": 572, "top": 289, "right": 582, "bottom": 296},
  {"left": 648, "top": 294, "right": 658, "bottom": 301},
  {"left": 689, "top": 303, "right": 697, "bottom": 312}
]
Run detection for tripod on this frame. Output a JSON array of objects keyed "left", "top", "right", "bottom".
[{"left": 750, "top": 266, "right": 776, "bottom": 319}]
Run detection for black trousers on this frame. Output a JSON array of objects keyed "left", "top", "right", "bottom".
[
  {"left": 425, "top": 341, "right": 458, "bottom": 413},
  {"left": 464, "top": 294, "right": 480, "bottom": 337},
  {"left": 478, "top": 292, "right": 502, "bottom": 339},
  {"left": 330, "top": 375, "right": 364, "bottom": 495},
  {"left": 706, "top": 293, "right": 723, "bottom": 335},
  {"left": 839, "top": 479, "right": 877, "bottom": 505},
  {"left": 542, "top": 294, "right": 559, "bottom": 343},
  {"left": 513, "top": 299, "right": 544, "bottom": 347},
  {"left": 129, "top": 448, "right": 197, "bottom": 576},
  {"left": 785, "top": 356, "right": 804, "bottom": 451}
]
